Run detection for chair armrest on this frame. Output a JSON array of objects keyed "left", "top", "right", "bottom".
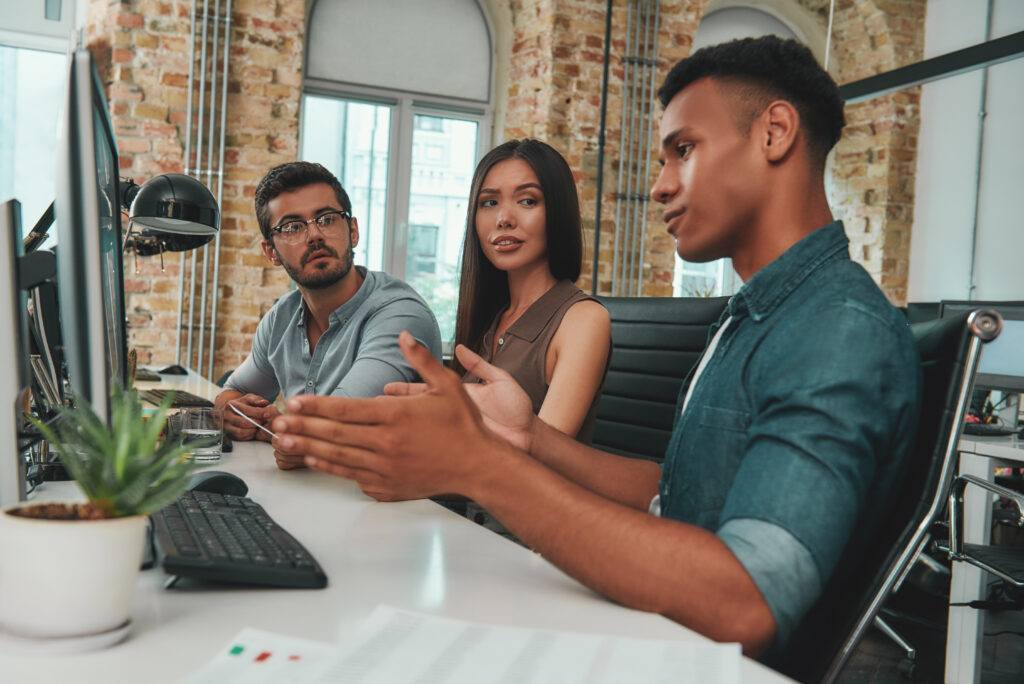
[{"left": 948, "top": 474, "right": 1024, "bottom": 557}]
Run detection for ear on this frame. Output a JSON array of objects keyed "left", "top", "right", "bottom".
[
  {"left": 348, "top": 217, "right": 359, "bottom": 248},
  {"left": 261, "top": 239, "right": 281, "bottom": 265},
  {"left": 760, "top": 100, "right": 800, "bottom": 163}
]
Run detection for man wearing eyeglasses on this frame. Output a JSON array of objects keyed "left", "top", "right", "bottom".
[{"left": 214, "top": 161, "right": 442, "bottom": 468}]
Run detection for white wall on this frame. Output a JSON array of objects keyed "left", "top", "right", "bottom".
[{"left": 908, "top": 0, "right": 1024, "bottom": 302}]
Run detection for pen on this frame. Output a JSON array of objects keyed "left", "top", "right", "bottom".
[{"left": 228, "top": 403, "right": 279, "bottom": 440}]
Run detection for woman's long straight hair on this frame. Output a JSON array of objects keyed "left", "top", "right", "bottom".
[{"left": 452, "top": 139, "right": 583, "bottom": 375}]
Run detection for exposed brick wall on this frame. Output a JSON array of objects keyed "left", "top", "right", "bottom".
[
  {"left": 85, "top": 0, "right": 302, "bottom": 380},
  {"left": 827, "top": 0, "right": 926, "bottom": 305},
  {"left": 502, "top": 0, "right": 926, "bottom": 303},
  {"left": 86, "top": 0, "right": 926, "bottom": 383}
]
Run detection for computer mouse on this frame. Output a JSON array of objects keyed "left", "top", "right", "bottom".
[
  {"left": 187, "top": 471, "right": 248, "bottom": 497},
  {"left": 159, "top": 364, "right": 189, "bottom": 375}
]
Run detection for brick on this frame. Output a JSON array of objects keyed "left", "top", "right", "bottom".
[{"left": 133, "top": 102, "right": 169, "bottom": 120}]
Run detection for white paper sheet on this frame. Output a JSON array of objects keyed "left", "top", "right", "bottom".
[{"left": 182, "top": 606, "right": 741, "bottom": 684}]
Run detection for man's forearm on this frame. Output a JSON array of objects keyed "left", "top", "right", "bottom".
[
  {"left": 465, "top": 443, "right": 776, "bottom": 655},
  {"left": 528, "top": 419, "right": 662, "bottom": 510}
]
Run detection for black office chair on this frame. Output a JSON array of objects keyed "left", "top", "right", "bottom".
[
  {"left": 948, "top": 475, "right": 1024, "bottom": 587},
  {"left": 592, "top": 296, "right": 729, "bottom": 462},
  {"left": 771, "top": 309, "right": 1002, "bottom": 683}
]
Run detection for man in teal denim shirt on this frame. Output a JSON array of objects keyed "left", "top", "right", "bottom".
[{"left": 272, "top": 36, "right": 922, "bottom": 660}]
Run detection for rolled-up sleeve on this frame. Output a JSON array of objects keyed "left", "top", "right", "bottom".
[{"left": 717, "top": 302, "right": 919, "bottom": 648}]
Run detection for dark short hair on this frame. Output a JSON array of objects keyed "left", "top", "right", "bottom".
[
  {"left": 253, "top": 161, "right": 351, "bottom": 240},
  {"left": 658, "top": 36, "right": 845, "bottom": 167},
  {"left": 452, "top": 139, "right": 583, "bottom": 370}
]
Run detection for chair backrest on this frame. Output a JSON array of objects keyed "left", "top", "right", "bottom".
[
  {"left": 773, "top": 310, "right": 1002, "bottom": 683},
  {"left": 592, "top": 296, "right": 729, "bottom": 461}
]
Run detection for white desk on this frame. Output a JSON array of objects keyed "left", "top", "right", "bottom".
[
  {"left": 0, "top": 375, "right": 789, "bottom": 683},
  {"left": 945, "top": 433, "right": 1024, "bottom": 683}
]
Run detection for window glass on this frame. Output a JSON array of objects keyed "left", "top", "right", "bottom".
[
  {"left": 406, "top": 114, "right": 478, "bottom": 344},
  {"left": 299, "top": 95, "right": 391, "bottom": 271},
  {"left": 0, "top": 45, "right": 65, "bottom": 241}
]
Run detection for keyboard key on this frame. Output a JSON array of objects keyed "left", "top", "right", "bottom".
[{"left": 150, "top": 490, "right": 327, "bottom": 589}]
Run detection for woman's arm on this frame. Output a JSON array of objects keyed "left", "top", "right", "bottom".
[{"left": 539, "top": 299, "right": 611, "bottom": 437}]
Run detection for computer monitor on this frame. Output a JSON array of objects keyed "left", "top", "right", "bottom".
[
  {"left": 939, "top": 300, "right": 1024, "bottom": 394},
  {"left": 905, "top": 301, "right": 940, "bottom": 324},
  {"left": 54, "top": 48, "right": 128, "bottom": 423},
  {"left": 0, "top": 199, "right": 32, "bottom": 507}
]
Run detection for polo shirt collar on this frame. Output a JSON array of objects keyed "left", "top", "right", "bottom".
[
  {"left": 296, "top": 266, "right": 372, "bottom": 327},
  {"left": 731, "top": 221, "right": 848, "bottom": 322}
]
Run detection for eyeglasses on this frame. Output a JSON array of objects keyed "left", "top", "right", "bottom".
[{"left": 271, "top": 210, "right": 351, "bottom": 244}]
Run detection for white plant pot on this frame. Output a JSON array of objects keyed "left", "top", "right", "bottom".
[{"left": 0, "top": 504, "right": 147, "bottom": 639}]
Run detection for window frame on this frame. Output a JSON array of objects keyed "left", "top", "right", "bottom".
[{"left": 302, "top": 77, "right": 492, "bottom": 281}]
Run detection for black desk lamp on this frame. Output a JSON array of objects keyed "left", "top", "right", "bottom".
[{"left": 119, "top": 174, "right": 220, "bottom": 255}]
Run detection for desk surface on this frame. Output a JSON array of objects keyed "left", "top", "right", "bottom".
[
  {"left": 959, "top": 433, "right": 1024, "bottom": 463},
  {"left": 0, "top": 374, "right": 789, "bottom": 683}
]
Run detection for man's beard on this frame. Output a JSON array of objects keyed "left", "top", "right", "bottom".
[{"left": 280, "top": 243, "right": 355, "bottom": 290}]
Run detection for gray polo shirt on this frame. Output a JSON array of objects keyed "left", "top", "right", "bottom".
[{"left": 224, "top": 267, "right": 442, "bottom": 400}]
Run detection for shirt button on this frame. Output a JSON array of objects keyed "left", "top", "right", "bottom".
[
  {"left": 307, "top": 381, "right": 313, "bottom": 387},
  {"left": 498, "top": 337, "right": 504, "bottom": 346}
]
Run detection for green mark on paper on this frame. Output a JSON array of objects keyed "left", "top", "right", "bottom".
[{"left": 230, "top": 645, "right": 245, "bottom": 655}]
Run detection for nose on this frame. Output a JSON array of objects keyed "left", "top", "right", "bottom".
[
  {"left": 496, "top": 203, "right": 513, "bottom": 229},
  {"left": 650, "top": 164, "right": 677, "bottom": 205},
  {"left": 305, "top": 220, "right": 327, "bottom": 243}
]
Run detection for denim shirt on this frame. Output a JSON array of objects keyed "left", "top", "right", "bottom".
[{"left": 659, "top": 222, "right": 921, "bottom": 650}]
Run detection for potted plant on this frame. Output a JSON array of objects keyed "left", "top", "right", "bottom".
[{"left": 0, "top": 385, "right": 197, "bottom": 643}]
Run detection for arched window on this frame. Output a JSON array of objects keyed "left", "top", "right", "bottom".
[{"left": 301, "top": 0, "right": 494, "bottom": 344}]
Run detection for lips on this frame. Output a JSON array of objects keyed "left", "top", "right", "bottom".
[
  {"left": 662, "top": 209, "right": 685, "bottom": 234},
  {"left": 490, "top": 236, "right": 524, "bottom": 253},
  {"left": 303, "top": 248, "right": 336, "bottom": 265}
]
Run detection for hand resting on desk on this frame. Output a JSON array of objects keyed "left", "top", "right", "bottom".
[{"left": 218, "top": 392, "right": 280, "bottom": 443}]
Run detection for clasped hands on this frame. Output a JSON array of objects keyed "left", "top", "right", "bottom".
[{"left": 268, "top": 331, "right": 536, "bottom": 501}]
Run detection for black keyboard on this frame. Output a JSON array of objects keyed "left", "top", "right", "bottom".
[
  {"left": 962, "top": 422, "right": 1017, "bottom": 437},
  {"left": 134, "top": 368, "right": 161, "bottom": 382},
  {"left": 151, "top": 490, "right": 328, "bottom": 589},
  {"left": 139, "top": 388, "right": 215, "bottom": 407}
]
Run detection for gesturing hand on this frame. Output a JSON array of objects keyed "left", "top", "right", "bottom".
[
  {"left": 271, "top": 331, "right": 504, "bottom": 502},
  {"left": 384, "top": 344, "right": 536, "bottom": 453}
]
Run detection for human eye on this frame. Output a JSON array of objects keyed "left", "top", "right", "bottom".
[
  {"left": 316, "top": 213, "right": 338, "bottom": 227},
  {"left": 519, "top": 197, "right": 538, "bottom": 207},
  {"left": 478, "top": 198, "right": 497, "bottom": 208},
  {"left": 676, "top": 142, "right": 694, "bottom": 159},
  {"left": 277, "top": 221, "right": 303, "bottom": 234}
]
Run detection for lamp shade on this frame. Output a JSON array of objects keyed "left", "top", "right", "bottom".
[{"left": 126, "top": 174, "right": 220, "bottom": 252}]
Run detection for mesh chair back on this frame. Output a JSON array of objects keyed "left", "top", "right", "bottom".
[
  {"left": 773, "top": 311, "right": 999, "bottom": 682},
  {"left": 592, "top": 296, "right": 729, "bottom": 462}
]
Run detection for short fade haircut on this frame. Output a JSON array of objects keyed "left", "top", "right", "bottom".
[
  {"left": 254, "top": 161, "right": 352, "bottom": 240},
  {"left": 658, "top": 35, "right": 845, "bottom": 168}
]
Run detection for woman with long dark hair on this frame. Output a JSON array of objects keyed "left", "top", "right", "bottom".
[{"left": 454, "top": 139, "right": 610, "bottom": 442}]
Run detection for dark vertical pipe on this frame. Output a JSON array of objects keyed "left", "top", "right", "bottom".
[{"left": 592, "top": 0, "right": 614, "bottom": 296}]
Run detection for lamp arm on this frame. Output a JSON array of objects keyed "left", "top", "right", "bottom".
[{"left": 118, "top": 178, "right": 141, "bottom": 213}]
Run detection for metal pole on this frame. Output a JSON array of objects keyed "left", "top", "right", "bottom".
[
  {"left": 177, "top": 0, "right": 199, "bottom": 364},
  {"left": 197, "top": 0, "right": 222, "bottom": 375},
  {"left": 207, "top": 0, "right": 232, "bottom": 381},
  {"left": 621, "top": 0, "right": 643, "bottom": 295},
  {"left": 637, "top": 0, "right": 660, "bottom": 297},
  {"left": 626, "top": 0, "right": 650, "bottom": 295},
  {"left": 967, "top": 0, "right": 993, "bottom": 300},
  {"left": 187, "top": 0, "right": 211, "bottom": 368},
  {"left": 612, "top": 0, "right": 634, "bottom": 297},
  {"left": 592, "top": 0, "right": 614, "bottom": 296}
]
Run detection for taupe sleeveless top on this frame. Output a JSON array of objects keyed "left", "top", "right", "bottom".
[{"left": 463, "top": 280, "right": 608, "bottom": 443}]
